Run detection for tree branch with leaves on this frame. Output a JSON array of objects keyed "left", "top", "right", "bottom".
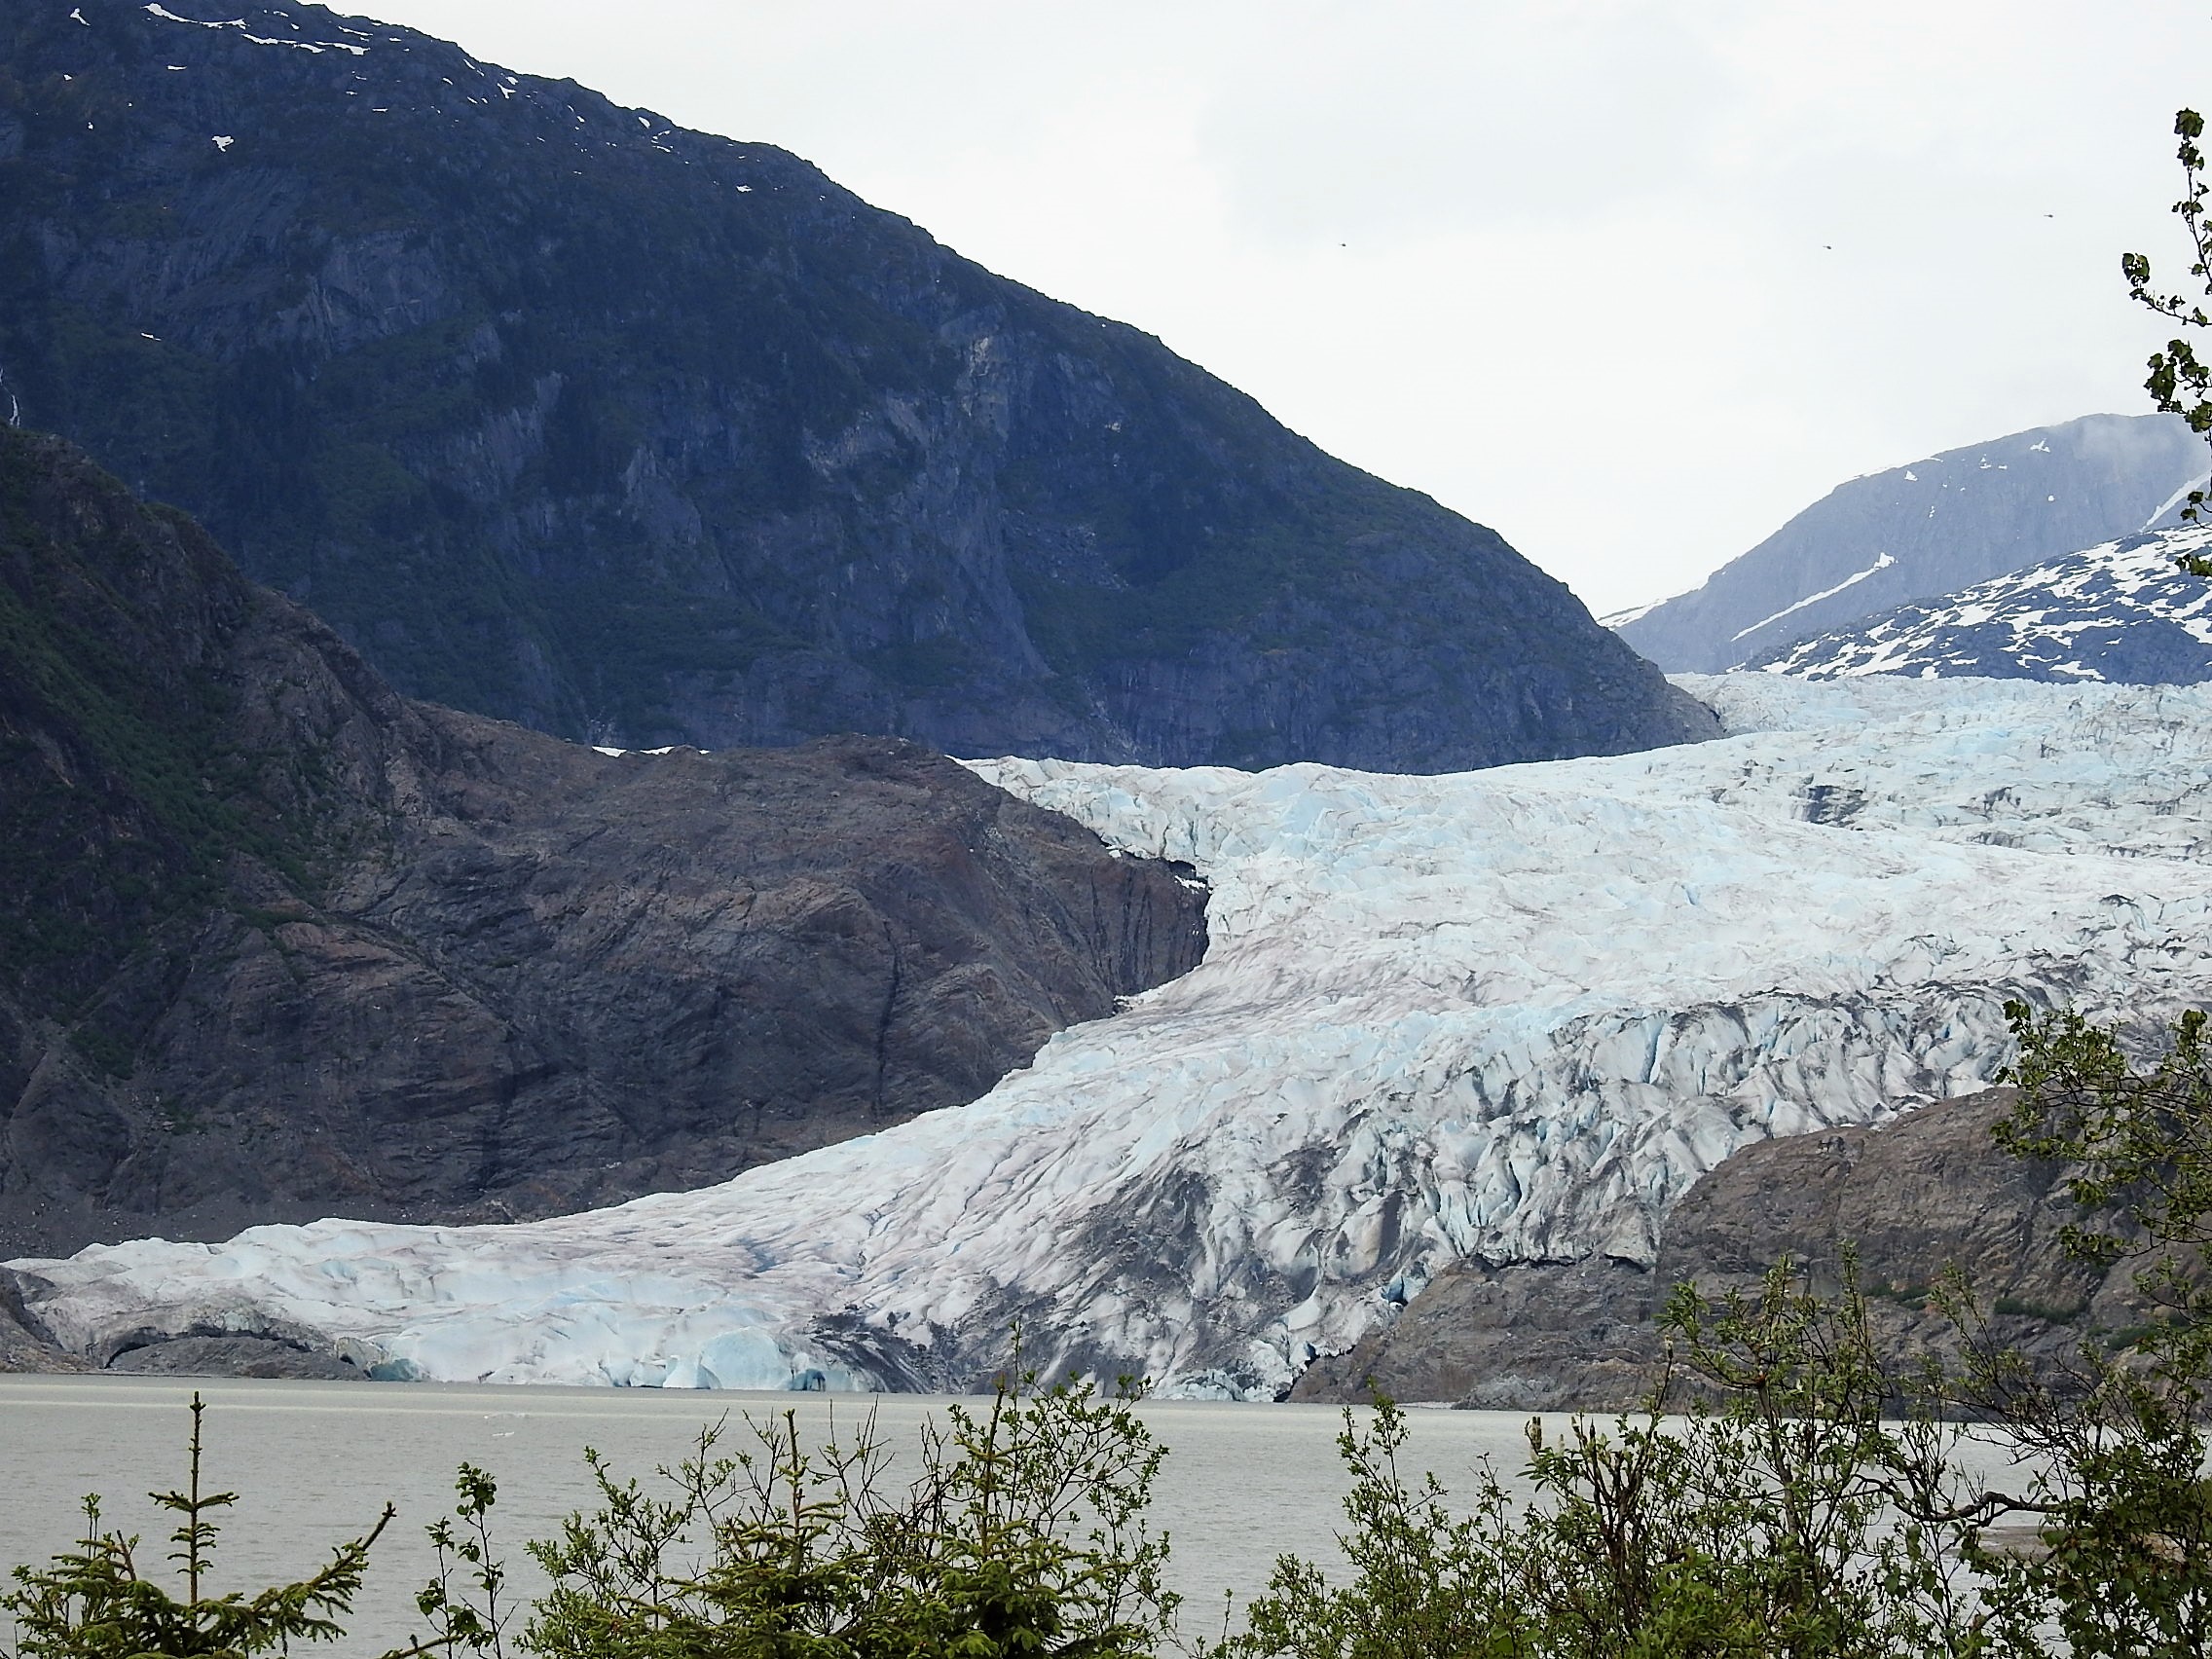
[{"left": 2123, "top": 108, "right": 2212, "bottom": 572}]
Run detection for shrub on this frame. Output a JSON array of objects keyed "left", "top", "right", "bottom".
[
  {"left": 520, "top": 1368, "right": 1178, "bottom": 1659},
  {"left": 2, "top": 1391, "right": 402, "bottom": 1659}
]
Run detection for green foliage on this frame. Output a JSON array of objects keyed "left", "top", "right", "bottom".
[
  {"left": 2, "top": 1392, "right": 397, "bottom": 1659},
  {"left": 1967, "top": 1001, "right": 2212, "bottom": 1657},
  {"left": 1210, "top": 990, "right": 2212, "bottom": 1659},
  {"left": 2123, "top": 108, "right": 2212, "bottom": 571},
  {"left": 1214, "top": 1259, "right": 1986, "bottom": 1659},
  {"left": 1997, "top": 1001, "right": 2212, "bottom": 1334},
  {"left": 5, "top": 1372, "right": 1175, "bottom": 1659},
  {"left": 410, "top": 1465, "right": 514, "bottom": 1659},
  {"left": 523, "top": 1369, "right": 1178, "bottom": 1659}
]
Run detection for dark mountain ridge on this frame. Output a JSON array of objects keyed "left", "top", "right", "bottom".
[
  {"left": 0, "top": 0, "right": 1714, "bottom": 769},
  {"left": 0, "top": 426, "right": 1207, "bottom": 1258}
]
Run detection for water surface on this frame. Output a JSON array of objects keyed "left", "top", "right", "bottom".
[{"left": 0, "top": 1376, "right": 1546, "bottom": 1652}]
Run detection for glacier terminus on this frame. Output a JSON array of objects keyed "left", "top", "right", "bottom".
[{"left": 13, "top": 675, "right": 2212, "bottom": 1398}]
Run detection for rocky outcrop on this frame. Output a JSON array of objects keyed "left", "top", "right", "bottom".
[
  {"left": 0, "top": 429, "right": 1208, "bottom": 1258},
  {"left": 0, "top": 1271, "right": 89, "bottom": 1372},
  {"left": 0, "top": 0, "right": 1714, "bottom": 773},
  {"left": 1293, "top": 1089, "right": 2126, "bottom": 1411}
]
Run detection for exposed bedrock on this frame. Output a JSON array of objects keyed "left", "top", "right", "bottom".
[
  {"left": 0, "top": 428, "right": 1207, "bottom": 1257},
  {"left": 1291, "top": 1088, "right": 2127, "bottom": 1411}
]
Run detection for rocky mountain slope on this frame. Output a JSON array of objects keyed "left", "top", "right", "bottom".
[
  {"left": 1749, "top": 523, "right": 2212, "bottom": 682},
  {"left": 1611, "top": 415, "right": 2205, "bottom": 672},
  {"left": 0, "top": 0, "right": 1711, "bottom": 772},
  {"left": 18, "top": 673, "right": 2212, "bottom": 1395},
  {"left": 1292, "top": 1088, "right": 2124, "bottom": 1410},
  {"left": 0, "top": 428, "right": 1206, "bottom": 1257}
]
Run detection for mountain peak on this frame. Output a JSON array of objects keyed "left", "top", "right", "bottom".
[{"left": 1614, "top": 413, "right": 2206, "bottom": 673}]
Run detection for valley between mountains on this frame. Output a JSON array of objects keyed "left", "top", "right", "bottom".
[
  {"left": 15, "top": 665, "right": 2212, "bottom": 1398},
  {"left": 6, "top": 0, "right": 2212, "bottom": 1415}
]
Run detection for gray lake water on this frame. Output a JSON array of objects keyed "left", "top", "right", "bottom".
[{"left": 0, "top": 1376, "right": 1556, "bottom": 1652}]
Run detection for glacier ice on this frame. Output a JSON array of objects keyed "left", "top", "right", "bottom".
[{"left": 15, "top": 676, "right": 2212, "bottom": 1398}]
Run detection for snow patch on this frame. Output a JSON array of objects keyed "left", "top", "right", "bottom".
[
  {"left": 1599, "top": 597, "right": 1674, "bottom": 630},
  {"left": 2142, "top": 470, "right": 2210, "bottom": 530},
  {"left": 143, "top": 3, "right": 367, "bottom": 54},
  {"left": 1730, "top": 552, "right": 1897, "bottom": 644}
]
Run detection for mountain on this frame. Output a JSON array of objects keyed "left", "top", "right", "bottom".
[
  {"left": 18, "top": 672, "right": 2212, "bottom": 1394},
  {"left": 1748, "top": 523, "right": 2212, "bottom": 682},
  {"left": 0, "top": 427, "right": 1206, "bottom": 1257},
  {"left": 0, "top": 1, "right": 1713, "bottom": 771},
  {"left": 1610, "top": 415, "right": 2206, "bottom": 672}
]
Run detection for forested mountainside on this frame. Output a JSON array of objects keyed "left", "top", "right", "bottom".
[
  {"left": 0, "top": 0, "right": 1713, "bottom": 770},
  {"left": 0, "top": 429, "right": 1205, "bottom": 1256},
  {"left": 1749, "top": 523, "right": 2212, "bottom": 683},
  {"left": 1612, "top": 414, "right": 2204, "bottom": 672}
]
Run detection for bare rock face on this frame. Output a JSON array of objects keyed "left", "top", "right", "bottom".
[
  {"left": 0, "top": 430, "right": 1208, "bottom": 1257},
  {"left": 1293, "top": 1089, "right": 2123, "bottom": 1411},
  {"left": 1290, "top": 1254, "right": 1658, "bottom": 1412},
  {"left": 0, "top": 1272, "right": 89, "bottom": 1372}
]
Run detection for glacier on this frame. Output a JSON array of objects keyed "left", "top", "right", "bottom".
[{"left": 13, "top": 675, "right": 2212, "bottom": 1398}]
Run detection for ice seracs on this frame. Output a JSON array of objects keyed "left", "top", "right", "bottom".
[{"left": 14, "top": 677, "right": 2212, "bottom": 1398}]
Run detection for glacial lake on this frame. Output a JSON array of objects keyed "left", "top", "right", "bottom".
[{"left": 0, "top": 1375, "right": 1559, "bottom": 1652}]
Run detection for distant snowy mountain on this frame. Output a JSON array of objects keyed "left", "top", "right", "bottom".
[
  {"left": 1751, "top": 525, "right": 2212, "bottom": 682},
  {"left": 15, "top": 677, "right": 2212, "bottom": 1399},
  {"left": 1611, "top": 414, "right": 2206, "bottom": 672}
]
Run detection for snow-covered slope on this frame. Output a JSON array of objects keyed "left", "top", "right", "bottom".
[
  {"left": 1612, "top": 414, "right": 2206, "bottom": 672},
  {"left": 1750, "top": 525, "right": 2212, "bottom": 682},
  {"left": 15, "top": 678, "right": 2212, "bottom": 1398}
]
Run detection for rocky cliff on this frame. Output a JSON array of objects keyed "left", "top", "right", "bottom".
[
  {"left": 0, "top": 428, "right": 1208, "bottom": 1257},
  {"left": 1292, "top": 1089, "right": 2127, "bottom": 1411},
  {"left": 0, "top": 0, "right": 1713, "bottom": 771}
]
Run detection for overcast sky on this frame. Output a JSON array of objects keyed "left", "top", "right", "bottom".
[{"left": 359, "top": 0, "right": 2210, "bottom": 614}]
